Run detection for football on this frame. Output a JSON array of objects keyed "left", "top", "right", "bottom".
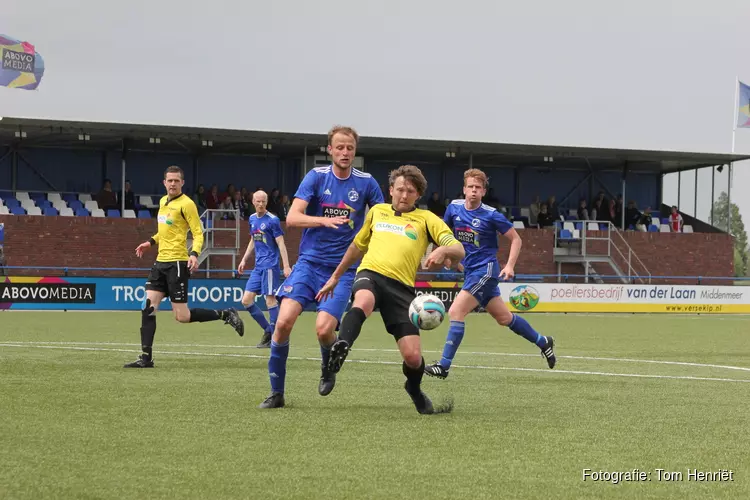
[{"left": 409, "top": 294, "right": 446, "bottom": 330}]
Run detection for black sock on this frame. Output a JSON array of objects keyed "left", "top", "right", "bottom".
[
  {"left": 403, "top": 357, "right": 425, "bottom": 395},
  {"left": 339, "top": 307, "right": 367, "bottom": 346},
  {"left": 189, "top": 308, "right": 222, "bottom": 322},
  {"left": 140, "top": 314, "right": 156, "bottom": 360}
]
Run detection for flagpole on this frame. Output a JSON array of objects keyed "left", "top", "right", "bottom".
[{"left": 732, "top": 76, "right": 739, "bottom": 154}]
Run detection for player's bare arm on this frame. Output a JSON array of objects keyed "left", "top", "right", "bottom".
[
  {"left": 500, "top": 228, "right": 522, "bottom": 280},
  {"left": 424, "top": 242, "right": 465, "bottom": 269},
  {"left": 316, "top": 242, "right": 366, "bottom": 302},
  {"left": 275, "top": 235, "right": 292, "bottom": 277},
  {"left": 286, "top": 198, "right": 349, "bottom": 229},
  {"left": 237, "top": 238, "right": 255, "bottom": 275}
]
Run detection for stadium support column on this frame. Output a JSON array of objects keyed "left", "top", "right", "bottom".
[
  {"left": 10, "top": 148, "right": 18, "bottom": 191},
  {"left": 469, "top": 153, "right": 473, "bottom": 169},
  {"left": 621, "top": 162, "right": 628, "bottom": 230},
  {"left": 120, "top": 139, "right": 127, "bottom": 214},
  {"left": 302, "top": 146, "right": 308, "bottom": 181},
  {"left": 711, "top": 166, "right": 716, "bottom": 225},
  {"left": 694, "top": 168, "right": 698, "bottom": 218},
  {"left": 677, "top": 171, "right": 681, "bottom": 209},
  {"left": 728, "top": 163, "right": 733, "bottom": 234}
]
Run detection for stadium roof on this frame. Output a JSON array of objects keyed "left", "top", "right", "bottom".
[{"left": 1, "top": 117, "right": 748, "bottom": 174}]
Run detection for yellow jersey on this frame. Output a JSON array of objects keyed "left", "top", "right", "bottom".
[
  {"left": 149, "top": 193, "right": 204, "bottom": 262},
  {"left": 353, "top": 203, "right": 459, "bottom": 288}
]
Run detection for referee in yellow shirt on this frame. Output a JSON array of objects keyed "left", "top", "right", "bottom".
[
  {"left": 124, "top": 166, "right": 244, "bottom": 369},
  {"left": 316, "top": 165, "right": 464, "bottom": 414}
]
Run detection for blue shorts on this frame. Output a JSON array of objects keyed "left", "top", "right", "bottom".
[
  {"left": 245, "top": 267, "right": 282, "bottom": 296},
  {"left": 276, "top": 258, "right": 355, "bottom": 322},
  {"left": 463, "top": 262, "right": 501, "bottom": 308}
]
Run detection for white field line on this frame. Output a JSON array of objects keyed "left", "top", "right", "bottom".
[
  {"left": 1, "top": 343, "right": 750, "bottom": 384},
  {"left": 3, "top": 341, "right": 750, "bottom": 373}
]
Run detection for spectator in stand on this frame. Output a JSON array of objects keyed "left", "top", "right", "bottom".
[
  {"left": 278, "top": 194, "right": 290, "bottom": 221},
  {"left": 536, "top": 203, "right": 554, "bottom": 227},
  {"left": 232, "top": 190, "right": 249, "bottom": 219},
  {"left": 624, "top": 200, "right": 641, "bottom": 229},
  {"left": 591, "top": 191, "right": 607, "bottom": 220},
  {"left": 223, "top": 183, "right": 237, "bottom": 202},
  {"left": 547, "top": 195, "right": 559, "bottom": 222},
  {"left": 206, "top": 184, "right": 220, "bottom": 210},
  {"left": 219, "top": 195, "right": 234, "bottom": 219},
  {"left": 605, "top": 199, "right": 617, "bottom": 225},
  {"left": 577, "top": 199, "right": 589, "bottom": 221},
  {"left": 118, "top": 180, "right": 136, "bottom": 210},
  {"left": 193, "top": 184, "right": 207, "bottom": 212},
  {"left": 97, "top": 179, "right": 119, "bottom": 211},
  {"left": 669, "top": 205, "right": 683, "bottom": 232},
  {"left": 240, "top": 186, "right": 249, "bottom": 202},
  {"left": 615, "top": 194, "right": 624, "bottom": 228},
  {"left": 267, "top": 188, "right": 282, "bottom": 216},
  {"left": 427, "top": 192, "right": 445, "bottom": 217},
  {"left": 635, "top": 206, "right": 653, "bottom": 232},
  {"left": 529, "top": 195, "right": 541, "bottom": 226}
]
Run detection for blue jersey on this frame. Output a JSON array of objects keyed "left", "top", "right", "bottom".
[
  {"left": 444, "top": 200, "right": 513, "bottom": 272},
  {"left": 249, "top": 212, "right": 284, "bottom": 269},
  {"left": 295, "top": 165, "right": 384, "bottom": 267}
]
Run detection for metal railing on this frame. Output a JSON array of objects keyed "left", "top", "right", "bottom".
[{"left": 554, "top": 220, "right": 652, "bottom": 284}]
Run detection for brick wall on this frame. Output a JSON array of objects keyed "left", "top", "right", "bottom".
[{"left": 0, "top": 215, "right": 734, "bottom": 284}]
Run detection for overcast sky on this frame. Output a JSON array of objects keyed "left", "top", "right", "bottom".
[{"left": 2, "top": 0, "right": 749, "bottom": 224}]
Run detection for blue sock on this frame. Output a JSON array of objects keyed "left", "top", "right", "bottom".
[
  {"left": 320, "top": 336, "right": 337, "bottom": 368},
  {"left": 440, "top": 320, "right": 465, "bottom": 369},
  {"left": 246, "top": 304, "right": 270, "bottom": 332},
  {"left": 267, "top": 304, "right": 279, "bottom": 329},
  {"left": 268, "top": 340, "right": 289, "bottom": 394},
  {"left": 508, "top": 314, "right": 546, "bottom": 347}
]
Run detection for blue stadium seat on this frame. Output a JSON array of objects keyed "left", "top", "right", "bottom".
[
  {"left": 62, "top": 193, "right": 78, "bottom": 203},
  {"left": 599, "top": 223, "right": 609, "bottom": 231},
  {"left": 511, "top": 207, "right": 521, "bottom": 218},
  {"left": 661, "top": 218, "right": 670, "bottom": 225},
  {"left": 3, "top": 198, "right": 20, "bottom": 208},
  {"left": 0, "top": 190, "right": 12, "bottom": 199},
  {"left": 107, "top": 209, "right": 121, "bottom": 218},
  {"left": 560, "top": 229, "right": 574, "bottom": 239},
  {"left": 68, "top": 200, "right": 83, "bottom": 210},
  {"left": 44, "top": 207, "right": 58, "bottom": 216},
  {"left": 75, "top": 208, "right": 90, "bottom": 217},
  {"left": 574, "top": 222, "right": 583, "bottom": 230},
  {"left": 648, "top": 224, "right": 659, "bottom": 232},
  {"left": 11, "top": 206, "right": 26, "bottom": 215},
  {"left": 137, "top": 209, "right": 151, "bottom": 219},
  {"left": 37, "top": 200, "right": 52, "bottom": 209},
  {"left": 566, "top": 215, "right": 576, "bottom": 221}
]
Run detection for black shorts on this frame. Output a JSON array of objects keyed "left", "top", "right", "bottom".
[
  {"left": 351, "top": 269, "right": 418, "bottom": 339},
  {"left": 145, "top": 261, "right": 189, "bottom": 303}
]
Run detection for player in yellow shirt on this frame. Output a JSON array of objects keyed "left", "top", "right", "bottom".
[
  {"left": 124, "top": 166, "right": 244, "bottom": 368},
  {"left": 316, "top": 165, "right": 464, "bottom": 414}
]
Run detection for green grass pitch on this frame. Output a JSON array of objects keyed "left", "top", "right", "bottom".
[{"left": 1, "top": 312, "right": 749, "bottom": 499}]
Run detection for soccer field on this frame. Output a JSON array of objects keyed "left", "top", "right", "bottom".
[{"left": 1, "top": 312, "right": 749, "bottom": 499}]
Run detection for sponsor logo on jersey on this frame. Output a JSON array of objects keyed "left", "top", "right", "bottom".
[
  {"left": 373, "top": 222, "right": 418, "bottom": 240},
  {"left": 455, "top": 226, "right": 479, "bottom": 247},
  {"left": 322, "top": 201, "right": 356, "bottom": 229},
  {"left": 157, "top": 214, "right": 173, "bottom": 225}
]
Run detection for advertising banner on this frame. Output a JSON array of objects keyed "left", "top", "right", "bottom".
[
  {"left": 1, "top": 277, "right": 748, "bottom": 314},
  {"left": 0, "top": 276, "right": 260, "bottom": 311}
]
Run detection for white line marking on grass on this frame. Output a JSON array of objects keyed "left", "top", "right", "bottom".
[
  {"left": 2, "top": 343, "right": 750, "bottom": 384},
  {"left": 4, "top": 341, "right": 750, "bottom": 373}
]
